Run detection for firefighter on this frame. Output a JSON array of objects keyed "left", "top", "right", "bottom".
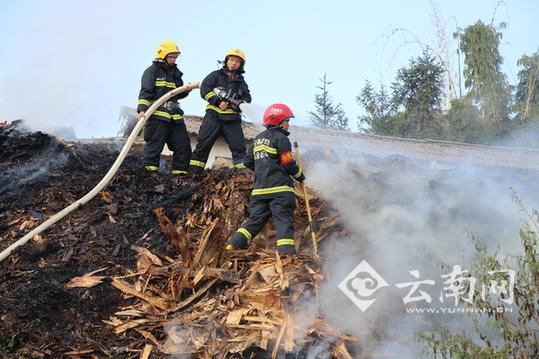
[
  {"left": 226, "top": 103, "right": 305, "bottom": 256},
  {"left": 189, "top": 48, "right": 252, "bottom": 172},
  {"left": 137, "top": 40, "right": 192, "bottom": 174}
]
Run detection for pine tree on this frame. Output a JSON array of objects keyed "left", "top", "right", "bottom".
[
  {"left": 391, "top": 49, "right": 445, "bottom": 138},
  {"left": 309, "top": 74, "right": 349, "bottom": 130}
]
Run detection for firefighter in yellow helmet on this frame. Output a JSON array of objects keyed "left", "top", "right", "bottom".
[
  {"left": 137, "top": 40, "right": 192, "bottom": 174},
  {"left": 189, "top": 48, "right": 252, "bottom": 172}
]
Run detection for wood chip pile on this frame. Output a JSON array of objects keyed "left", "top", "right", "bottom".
[
  {"left": 107, "top": 171, "right": 354, "bottom": 358},
  {"left": 1, "top": 124, "right": 354, "bottom": 357}
]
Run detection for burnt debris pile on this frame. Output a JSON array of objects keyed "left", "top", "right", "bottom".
[{"left": 0, "top": 124, "right": 354, "bottom": 358}]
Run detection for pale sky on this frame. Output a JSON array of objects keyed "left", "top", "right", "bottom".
[{"left": 1, "top": 0, "right": 537, "bottom": 138}]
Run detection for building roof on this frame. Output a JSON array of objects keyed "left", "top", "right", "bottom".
[
  {"left": 183, "top": 115, "right": 539, "bottom": 171},
  {"left": 115, "top": 109, "right": 539, "bottom": 171}
]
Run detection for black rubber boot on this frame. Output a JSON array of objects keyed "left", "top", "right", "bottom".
[
  {"left": 227, "top": 232, "right": 249, "bottom": 250},
  {"left": 277, "top": 245, "right": 296, "bottom": 256}
]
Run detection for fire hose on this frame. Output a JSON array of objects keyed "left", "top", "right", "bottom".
[{"left": 0, "top": 82, "right": 200, "bottom": 263}]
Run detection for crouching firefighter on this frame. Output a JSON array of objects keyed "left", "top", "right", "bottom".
[
  {"left": 137, "top": 40, "right": 192, "bottom": 174},
  {"left": 189, "top": 48, "right": 252, "bottom": 172},
  {"left": 226, "top": 104, "right": 305, "bottom": 256}
]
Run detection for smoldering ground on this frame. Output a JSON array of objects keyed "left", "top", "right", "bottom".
[{"left": 0, "top": 125, "right": 69, "bottom": 203}]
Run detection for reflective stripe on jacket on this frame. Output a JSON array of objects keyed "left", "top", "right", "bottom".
[
  {"left": 244, "top": 127, "right": 303, "bottom": 197},
  {"left": 137, "top": 61, "right": 188, "bottom": 122},
  {"left": 200, "top": 68, "right": 251, "bottom": 121}
]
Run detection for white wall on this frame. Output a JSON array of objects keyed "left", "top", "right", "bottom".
[{"left": 162, "top": 134, "right": 233, "bottom": 168}]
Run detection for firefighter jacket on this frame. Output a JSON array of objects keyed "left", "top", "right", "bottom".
[
  {"left": 137, "top": 61, "right": 188, "bottom": 122},
  {"left": 244, "top": 126, "right": 305, "bottom": 197},
  {"left": 200, "top": 68, "right": 251, "bottom": 121}
]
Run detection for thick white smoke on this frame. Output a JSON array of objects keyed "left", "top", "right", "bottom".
[{"left": 299, "top": 143, "right": 538, "bottom": 358}]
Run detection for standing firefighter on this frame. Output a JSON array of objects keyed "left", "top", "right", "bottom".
[
  {"left": 189, "top": 49, "right": 252, "bottom": 172},
  {"left": 227, "top": 103, "right": 305, "bottom": 256},
  {"left": 138, "top": 40, "right": 192, "bottom": 174}
]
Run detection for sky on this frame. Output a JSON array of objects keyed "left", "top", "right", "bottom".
[{"left": 0, "top": 0, "right": 538, "bottom": 138}]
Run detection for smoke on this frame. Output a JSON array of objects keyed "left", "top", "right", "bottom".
[
  {"left": 0, "top": 1, "right": 142, "bottom": 139},
  {"left": 0, "top": 150, "right": 69, "bottom": 202},
  {"left": 161, "top": 322, "right": 193, "bottom": 358},
  {"left": 490, "top": 122, "right": 539, "bottom": 149},
  {"left": 239, "top": 103, "right": 266, "bottom": 123},
  {"left": 0, "top": 126, "right": 69, "bottom": 202},
  {"left": 300, "top": 142, "right": 538, "bottom": 358}
]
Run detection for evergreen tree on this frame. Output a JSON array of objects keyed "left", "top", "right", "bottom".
[
  {"left": 391, "top": 49, "right": 445, "bottom": 138},
  {"left": 356, "top": 81, "right": 404, "bottom": 136},
  {"left": 309, "top": 74, "right": 349, "bottom": 130},
  {"left": 440, "top": 98, "right": 481, "bottom": 143}
]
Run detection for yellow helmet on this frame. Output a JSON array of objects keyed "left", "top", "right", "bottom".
[
  {"left": 155, "top": 40, "right": 180, "bottom": 59},
  {"left": 224, "top": 48, "right": 246, "bottom": 65}
]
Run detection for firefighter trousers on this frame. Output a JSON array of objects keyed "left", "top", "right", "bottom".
[
  {"left": 189, "top": 110, "right": 246, "bottom": 170},
  {"left": 143, "top": 119, "right": 191, "bottom": 171},
  {"left": 228, "top": 192, "right": 296, "bottom": 255}
]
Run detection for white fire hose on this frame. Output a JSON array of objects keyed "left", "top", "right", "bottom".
[{"left": 0, "top": 82, "right": 200, "bottom": 263}]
